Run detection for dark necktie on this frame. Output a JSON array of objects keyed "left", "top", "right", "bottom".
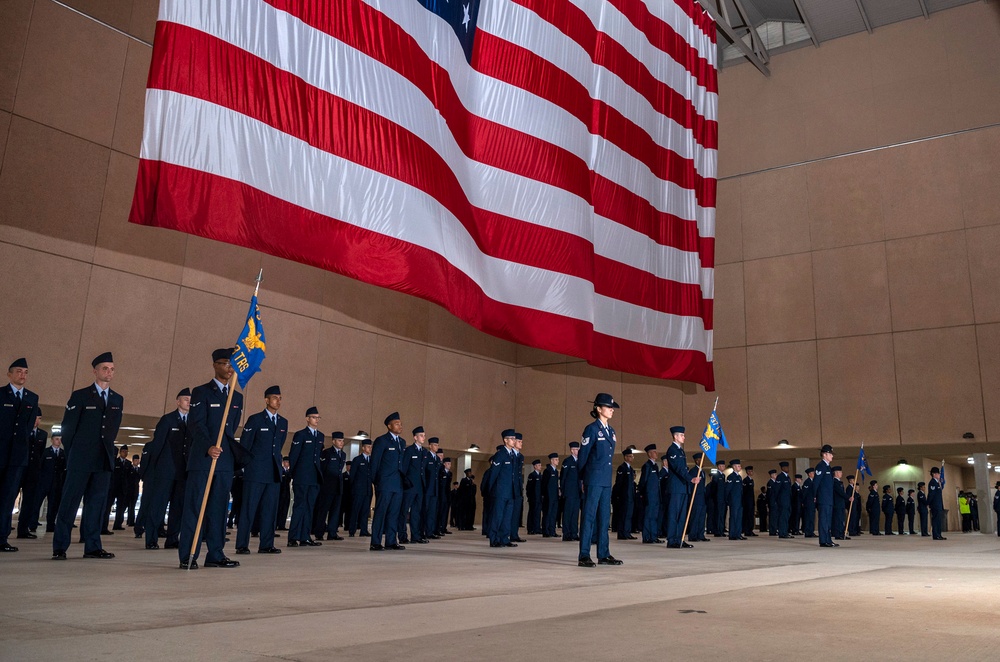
[
  {"left": 102, "top": 390, "right": 108, "bottom": 405},
  {"left": 15, "top": 390, "right": 22, "bottom": 405}
]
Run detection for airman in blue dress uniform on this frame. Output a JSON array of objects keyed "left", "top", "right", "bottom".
[
  {"left": 137, "top": 388, "right": 191, "bottom": 550},
  {"left": 928, "top": 466, "right": 946, "bottom": 540},
  {"left": 775, "top": 461, "right": 793, "bottom": 538},
  {"left": 348, "top": 439, "right": 373, "bottom": 536},
  {"left": 916, "top": 481, "right": 929, "bottom": 536},
  {"left": 688, "top": 452, "right": 709, "bottom": 542},
  {"left": 665, "top": 426, "right": 698, "bottom": 548},
  {"left": 637, "top": 444, "right": 662, "bottom": 544},
  {"left": 236, "top": 385, "right": 286, "bottom": 555},
  {"left": 577, "top": 393, "right": 622, "bottom": 567},
  {"left": 1, "top": 358, "right": 39, "bottom": 553},
  {"left": 53, "top": 353, "right": 123, "bottom": 561},
  {"left": 526, "top": 459, "right": 542, "bottom": 534},
  {"left": 370, "top": 413, "right": 407, "bottom": 551},
  {"left": 542, "top": 452, "right": 560, "bottom": 537},
  {"left": 814, "top": 445, "right": 836, "bottom": 547},
  {"left": 613, "top": 447, "right": 635, "bottom": 540},
  {"left": 725, "top": 459, "right": 744, "bottom": 540},
  {"left": 288, "top": 408, "right": 324, "bottom": 547},
  {"left": 400, "top": 426, "right": 428, "bottom": 544},
  {"left": 560, "top": 442, "right": 581, "bottom": 541},
  {"left": 484, "top": 430, "right": 518, "bottom": 548}
]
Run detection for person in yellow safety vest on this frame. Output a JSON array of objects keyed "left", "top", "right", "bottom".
[{"left": 958, "top": 493, "right": 971, "bottom": 533}]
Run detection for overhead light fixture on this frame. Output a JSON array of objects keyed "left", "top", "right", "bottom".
[
  {"left": 994, "top": 466, "right": 1000, "bottom": 473},
  {"left": 968, "top": 457, "right": 975, "bottom": 464},
  {"left": 896, "top": 459, "right": 907, "bottom": 466},
  {"left": 778, "top": 439, "right": 790, "bottom": 447},
  {"left": 351, "top": 430, "right": 369, "bottom": 440},
  {"left": 467, "top": 444, "right": 480, "bottom": 452},
  {"left": 963, "top": 432, "right": 975, "bottom": 439}
]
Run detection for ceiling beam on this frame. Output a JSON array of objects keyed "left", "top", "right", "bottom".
[
  {"left": 916, "top": 0, "right": 929, "bottom": 18},
  {"left": 855, "top": 0, "right": 873, "bottom": 33},
  {"left": 790, "top": 0, "right": 820, "bottom": 46},
  {"left": 699, "top": 0, "right": 771, "bottom": 76}
]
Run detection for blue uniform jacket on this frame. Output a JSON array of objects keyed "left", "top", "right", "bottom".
[
  {"left": 321, "top": 446, "right": 346, "bottom": 491},
  {"left": 401, "top": 443, "right": 427, "bottom": 492},
  {"left": 577, "top": 420, "right": 616, "bottom": 488},
  {"left": 61, "top": 384, "right": 122, "bottom": 473},
  {"left": 542, "top": 465, "right": 559, "bottom": 501},
  {"left": 928, "top": 477, "right": 944, "bottom": 511},
  {"left": 0, "top": 385, "right": 39, "bottom": 469},
  {"left": 638, "top": 460, "right": 660, "bottom": 505},
  {"left": 240, "top": 410, "right": 287, "bottom": 483},
  {"left": 140, "top": 409, "right": 189, "bottom": 483},
  {"left": 725, "top": 470, "right": 743, "bottom": 504},
  {"left": 665, "top": 443, "right": 690, "bottom": 495},
  {"left": 560, "top": 455, "right": 580, "bottom": 499},
  {"left": 187, "top": 380, "right": 244, "bottom": 474},
  {"left": 774, "top": 472, "right": 791, "bottom": 507},
  {"left": 350, "top": 453, "right": 373, "bottom": 495},
  {"left": 424, "top": 450, "right": 440, "bottom": 498},
  {"left": 288, "top": 427, "right": 324, "bottom": 485},
  {"left": 370, "top": 432, "right": 405, "bottom": 492},
  {"left": 813, "top": 460, "right": 833, "bottom": 506},
  {"left": 484, "top": 448, "right": 517, "bottom": 499}
]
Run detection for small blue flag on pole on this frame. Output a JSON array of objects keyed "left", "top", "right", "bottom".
[
  {"left": 699, "top": 405, "right": 729, "bottom": 465},
  {"left": 856, "top": 446, "right": 873, "bottom": 477},
  {"left": 231, "top": 272, "right": 266, "bottom": 389}
]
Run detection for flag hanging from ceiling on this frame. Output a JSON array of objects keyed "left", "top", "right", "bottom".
[{"left": 129, "top": 0, "right": 719, "bottom": 388}]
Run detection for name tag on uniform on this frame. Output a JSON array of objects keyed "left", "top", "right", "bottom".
[
  {"left": 387, "top": 447, "right": 397, "bottom": 451},
  {"left": 86, "top": 406, "right": 96, "bottom": 410},
  {"left": 171, "top": 427, "right": 179, "bottom": 431},
  {"left": 305, "top": 440, "right": 312, "bottom": 444},
  {"left": 2, "top": 404, "right": 11, "bottom": 408},
  {"left": 260, "top": 428, "right": 269, "bottom": 431},
  {"left": 210, "top": 403, "right": 220, "bottom": 408}
]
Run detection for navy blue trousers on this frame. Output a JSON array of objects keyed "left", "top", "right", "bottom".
[
  {"left": 642, "top": 496, "right": 660, "bottom": 542},
  {"left": 237, "top": 481, "right": 278, "bottom": 550},
  {"left": 139, "top": 475, "right": 172, "bottom": 547},
  {"left": 348, "top": 488, "right": 371, "bottom": 535},
  {"left": 666, "top": 493, "right": 687, "bottom": 545},
  {"left": 178, "top": 469, "right": 233, "bottom": 564},
  {"left": 0, "top": 465, "right": 24, "bottom": 545},
  {"left": 53, "top": 469, "right": 110, "bottom": 554},
  {"left": 689, "top": 496, "right": 706, "bottom": 540},
  {"left": 371, "top": 487, "right": 402, "bottom": 546},
  {"left": 579, "top": 485, "right": 611, "bottom": 559},
  {"left": 489, "top": 495, "right": 513, "bottom": 545},
  {"left": 817, "top": 503, "right": 833, "bottom": 544},
  {"left": 290, "top": 482, "right": 318, "bottom": 543},
  {"left": 562, "top": 496, "right": 580, "bottom": 540},
  {"left": 728, "top": 500, "right": 743, "bottom": 539},
  {"left": 400, "top": 489, "right": 424, "bottom": 540}
]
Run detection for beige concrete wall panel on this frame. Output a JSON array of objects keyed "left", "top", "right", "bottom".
[
  {"left": 885, "top": 231, "right": 974, "bottom": 331},
  {"left": 800, "top": 89, "right": 879, "bottom": 163},
  {"left": 714, "top": 178, "right": 742, "bottom": 265},
  {"left": 619, "top": 376, "right": 683, "bottom": 449},
  {"left": 94, "top": 151, "right": 185, "bottom": 283},
  {"left": 181, "top": 235, "right": 263, "bottom": 301},
  {"left": 514, "top": 345, "right": 575, "bottom": 367},
  {"left": 514, "top": 364, "right": 566, "bottom": 452},
  {"left": 426, "top": 304, "right": 517, "bottom": 364},
  {"left": 975, "top": 324, "right": 1000, "bottom": 444},
  {"left": 716, "top": 109, "right": 745, "bottom": 179},
  {"left": 747, "top": 341, "right": 821, "bottom": 449},
  {"left": 956, "top": 127, "right": 1000, "bottom": 229},
  {"left": 0, "top": 111, "right": 10, "bottom": 166},
  {"left": 0, "top": 242, "right": 91, "bottom": 403},
  {"left": 375, "top": 286, "right": 430, "bottom": 344},
  {"left": 812, "top": 243, "right": 891, "bottom": 338},
  {"left": 321, "top": 271, "right": 384, "bottom": 335},
  {"left": 869, "top": 13, "right": 950, "bottom": 88},
  {"left": 466, "top": 362, "right": 516, "bottom": 451},
  {"left": 112, "top": 40, "right": 151, "bottom": 157},
  {"left": 0, "top": 116, "right": 109, "bottom": 262},
  {"left": 744, "top": 253, "right": 815, "bottom": 345},
  {"left": 59, "top": 0, "right": 134, "bottom": 32},
  {"left": 817, "top": 335, "right": 900, "bottom": 446},
  {"left": 422, "top": 348, "right": 473, "bottom": 447},
  {"left": 739, "top": 106, "right": 812, "bottom": 175},
  {"left": 806, "top": 151, "right": 884, "bottom": 251},
  {"left": 872, "top": 71, "right": 963, "bottom": 149},
  {"left": 893, "top": 326, "right": 984, "bottom": 445},
  {"left": 946, "top": 72, "right": 1000, "bottom": 134},
  {"left": 0, "top": 0, "right": 33, "bottom": 113},
  {"left": 166, "top": 287, "right": 247, "bottom": 411},
  {"left": 879, "top": 137, "right": 964, "bottom": 240},
  {"left": 129, "top": 0, "right": 160, "bottom": 44},
  {"left": 371, "top": 335, "right": 427, "bottom": 437},
  {"left": 76, "top": 267, "right": 179, "bottom": 417},
  {"left": 313, "top": 322, "right": 376, "bottom": 438},
  {"left": 712, "top": 262, "right": 745, "bottom": 348},
  {"left": 260, "top": 253, "right": 326, "bottom": 320},
  {"left": 740, "top": 166, "right": 810, "bottom": 261},
  {"left": 14, "top": 0, "right": 127, "bottom": 146},
  {"left": 966, "top": 225, "right": 1000, "bottom": 324},
  {"left": 682, "top": 347, "right": 749, "bottom": 451}
]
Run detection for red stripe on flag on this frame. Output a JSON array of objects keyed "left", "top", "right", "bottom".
[
  {"left": 129, "top": 159, "right": 715, "bottom": 387},
  {"left": 147, "top": 22, "right": 711, "bottom": 321}
]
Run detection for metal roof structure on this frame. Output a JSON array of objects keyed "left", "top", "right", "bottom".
[{"left": 699, "top": 0, "right": 983, "bottom": 75}]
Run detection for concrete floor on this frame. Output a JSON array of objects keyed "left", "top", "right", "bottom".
[{"left": 2, "top": 529, "right": 998, "bottom": 661}]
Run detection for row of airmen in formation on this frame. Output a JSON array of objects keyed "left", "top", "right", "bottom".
[{"left": 4, "top": 358, "right": 1000, "bottom": 565}]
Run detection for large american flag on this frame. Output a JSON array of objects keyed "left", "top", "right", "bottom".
[{"left": 130, "top": 0, "right": 718, "bottom": 388}]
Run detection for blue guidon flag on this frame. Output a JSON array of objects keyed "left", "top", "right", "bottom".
[
  {"left": 130, "top": 0, "right": 718, "bottom": 388},
  {"left": 231, "top": 295, "right": 267, "bottom": 389},
  {"left": 699, "top": 406, "right": 728, "bottom": 465}
]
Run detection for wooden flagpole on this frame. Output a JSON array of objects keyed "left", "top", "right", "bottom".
[
  {"left": 844, "top": 442, "right": 863, "bottom": 539},
  {"left": 186, "top": 270, "right": 261, "bottom": 569},
  {"left": 681, "top": 397, "right": 717, "bottom": 544}
]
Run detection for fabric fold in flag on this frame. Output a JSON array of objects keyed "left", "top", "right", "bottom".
[
  {"left": 856, "top": 446, "right": 872, "bottom": 477},
  {"left": 232, "top": 295, "right": 267, "bottom": 389},
  {"left": 699, "top": 408, "right": 728, "bottom": 465},
  {"left": 130, "top": 0, "right": 718, "bottom": 387}
]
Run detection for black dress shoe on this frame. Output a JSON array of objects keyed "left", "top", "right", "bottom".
[
  {"left": 598, "top": 555, "right": 623, "bottom": 565},
  {"left": 83, "top": 549, "right": 115, "bottom": 559},
  {"left": 748, "top": 532, "right": 759, "bottom": 537},
  {"left": 667, "top": 543, "right": 681, "bottom": 548},
  {"left": 442, "top": 530, "right": 453, "bottom": 534},
  {"left": 933, "top": 536, "right": 947, "bottom": 540},
  {"left": 490, "top": 542, "right": 502, "bottom": 547},
  {"left": 52, "top": 550, "right": 66, "bottom": 560},
  {"left": 100, "top": 530, "right": 114, "bottom": 535},
  {"left": 204, "top": 557, "right": 240, "bottom": 568},
  {"left": 1, "top": 543, "right": 18, "bottom": 552},
  {"left": 258, "top": 547, "right": 282, "bottom": 554},
  {"left": 164, "top": 541, "right": 179, "bottom": 549},
  {"left": 145, "top": 543, "right": 160, "bottom": 550},
  {"left": 112, "top": 526, "right": 125, "bottom": 531},
  {"left": 503, "top": 542, "right": 518, "bottom": 547},
  {"left": 16, "top": 532, "right": 37, "bottom": 540},
  {"left": 820, "top": 542, "right": 836, "bottom": 547},
  {"left": 370, "top": 544, "right": 384, "bottom": 551},
  {"left": 428, "top": 534, "right": 441, "bottom": 539},
  {"left": 386, "top": 544, "right": 406, "bottom": 550},
  {"left": 302, "top": 539, "right": 322, "bottom": 547},
  {"left": 626, "top": 535, "right": 637, "bottom": 540},
  {"left": 578, "top": 556, "right": 596, "bottom": 567},
  {"left": 512, "top": 537, "right": 526, "bottom": 542},
  {"left": 179, "top": 559, "right": 198, "bottom": 569},
  {"left": 327, "top": 534, "right": 344, "bottom": 541},
  {"left": 398, "top": 537, "right": 410, "bottom": 544},
  {"left": 681, "top": 542, "right": 694, "bottom": 548},
  {"left": 360, "top": 532, "right": 371, "bottom": 537},
  {"left": 235, "top": 547, "right": 251, "bottom": 555},
  {"left": 287, "top": 541, "right": 299, "bottom": 547},
  {"left": 414, "top": 538, "right": 430, "bottom": 544},
  {"left": 273, "top": 533, "right": 281, "bottom": 538},
  {"left": 779, "top": 535, "right": 793, "bottom": 539}
]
